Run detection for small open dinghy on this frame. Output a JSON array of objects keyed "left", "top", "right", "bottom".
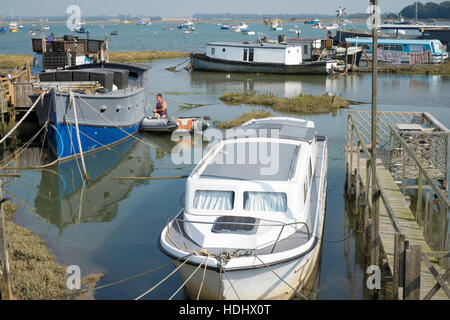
[
  {"left": 141, "top": 117, "right": 179, "bottom": 133},
  {"left": 176, "top": 116, "right": 210, "bottom": 132},
  {"left": 141, "top": 116, "right": 210, "bottom": 133}
]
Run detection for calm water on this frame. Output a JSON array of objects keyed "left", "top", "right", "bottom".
[
  {"left": 1, "top": 22, "right": 450, "bottom": 299},
  {"left": 0, "top": 21, "right": 373, "bottom": 55}
]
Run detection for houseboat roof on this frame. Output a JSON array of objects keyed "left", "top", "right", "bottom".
[
  {"left": 207, "top": 42, "right": 297, "bottom": 49},
  {"left": 68, "top": 62, "right": 151, "bottom": 72}
]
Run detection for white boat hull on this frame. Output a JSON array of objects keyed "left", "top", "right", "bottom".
[{"left": 173, "top": 241, "right": 322, "bottom": 300}]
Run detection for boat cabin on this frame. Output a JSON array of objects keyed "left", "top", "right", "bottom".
[
  {"left": 288, "top": 38, "right": 333, "bottom": 61},
  {"left": 183, "top": 118, "right": 319, "bottom": 249},
  {"left": 205, "top": 42, "right": 304, "bottom": 65},
  {"left": 345, "top": 37, "right": 448, "bottom": 63}
]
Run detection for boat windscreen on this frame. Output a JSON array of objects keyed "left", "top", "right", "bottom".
[{"left": 200, "top": 142, "right": 299, "bottom": 181}]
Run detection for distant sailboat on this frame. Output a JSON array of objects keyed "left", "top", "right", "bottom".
[
  {"left": 0, "top": 14, "right": 7, "bottom": 33},
  {"left": 9, "top": 10, "right": 18, "bottom": 32}
]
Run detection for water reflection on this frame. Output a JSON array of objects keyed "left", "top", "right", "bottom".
[{"left": 31, "top": 134, "right": 180, "bottom": 233}]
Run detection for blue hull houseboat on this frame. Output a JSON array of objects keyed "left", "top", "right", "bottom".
[
  {"left": 191, "top": 41, "right": 338, "bottom": 74},
  {"left": 30, "top": 63, "right": 150, "bottom": 160},
  {"left": 346, "top": 37, "right": 448, "bottom": 64}
]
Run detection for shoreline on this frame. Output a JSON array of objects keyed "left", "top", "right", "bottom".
[
  {"left": 1, "top": 201, "right": 104, "bottom": 300},
  {"left": 0, "top": 51, "right": 191, "bottom": 69}
]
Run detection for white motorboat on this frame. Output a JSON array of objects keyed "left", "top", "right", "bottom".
[
  {"left": 159, "top": 117, "right": 328, "bottom": 300},
  {"left": 239, "top": 22, "right": 249, "bottom": 30}
]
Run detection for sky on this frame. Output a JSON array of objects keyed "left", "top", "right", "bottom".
[{"left": 0, "top": 0, "right": 418, "bottom": 18}]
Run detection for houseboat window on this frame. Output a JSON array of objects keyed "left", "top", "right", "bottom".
[
  {"left": 304, "top": 45, "right": 309, "bottom": 55},
  {"left": 243, "top": 49, "right": 248, "bottom": 61},
  {"left": 243, "top": 192, "right": 287, "bottom": 212},
  {"left": 409, "top": 45, "right": 426, "bottom": 52},
  {"left": 194, "top": 190, "right": 234, "bottom": 211},
  {"left": 249, "top": 48, "right": 254, "bottom": 62},
  {"left": 222, "top": 48, "right": 226, "bottom": 52},
  {"left": 211, "top": 47, "right": 216, "bottom": 55}
]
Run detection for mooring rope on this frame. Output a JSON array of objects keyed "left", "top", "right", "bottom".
[
  {"left": 254, "top": 254, "right": 309, "bottom": 300},
  {"left": 0, "top": 92, "right": 45, "bottom": 145},
  {"left": 168, "top": 259, "right": 204, "bottom": 300},
  {"left": 220, "top": 264, "right": 241, "bottom": 300},
  {"left": 165, "top": 57, "right": 191, "bottom": 72},
  {"left": 134, "top": 253, "right": 195, "bottom": 300},
  {"left": 76, "top": 93, "right": 155, "bottom": 149},
  {"left": 69, "top": 92, "right": 88, "bottom": 180},
  {"left": 196, "top": 254, "right": 210, "bottom": 300}
]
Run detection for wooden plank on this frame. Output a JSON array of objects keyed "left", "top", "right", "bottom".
[{"left": 352, "top": 153, "right": 448, "bottom": 300}]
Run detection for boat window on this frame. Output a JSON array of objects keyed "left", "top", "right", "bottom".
[
  {"left": 211, "top": 47, "right": 215, "bottom": 55},
  {"left": 222, "top": 48, "right": 226, "bottom": 52},
  {"left": 304, "top": 45, "right": 308, "bottom": 55},
  {"left": 244, "top": 192, "right": 287, "bottom": 212},
  {"left": 212, "top": 216, "right": 257, "bottom": 234},
  {"left": 249, "top": 48, "right": 254, "bottom": 62},
  {"left": 243, "top": 48, "right": 248, "bottom": 61},
  {"left": 194, "top": 190, "right": 234, "bottom": 211}
]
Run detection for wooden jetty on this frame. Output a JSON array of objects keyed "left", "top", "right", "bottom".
[{"left": 345, "top": 110, "right": 449, "bottom": 300}]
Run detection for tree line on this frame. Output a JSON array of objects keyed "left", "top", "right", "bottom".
[{"left": 400, "top": 1, "right": 450, "bottom": 19}]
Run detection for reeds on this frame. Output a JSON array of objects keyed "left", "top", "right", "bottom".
[{"left": 220, "top": 92, "right": 351, "bottom": 115}]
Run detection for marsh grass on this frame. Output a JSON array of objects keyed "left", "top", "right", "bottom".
[
  {"left": 220, "top": 92, "right": 350, "bottom": 115},
  {"left": 3, "top": 202, "right": 66, "bottom": 300},
  {"left": 109, "top": 51, "right": 190, "bottom": 63},
  {"left": 0, "top": 55, "right": 33, "bottom": 69},
  {"left": 0, "top": 51, "right": 190, "bottom": 69},
  {"left": 214, "top": 110, "right": 273, "bottom": 129}
]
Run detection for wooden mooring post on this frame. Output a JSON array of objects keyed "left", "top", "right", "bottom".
[
  {"left": 0, "top": 179, "right": 12, "bottom": 300},
  {"left": 404, "top": 242, "right": 422, "bottom": 300}
]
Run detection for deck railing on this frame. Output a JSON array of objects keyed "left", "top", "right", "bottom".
[{"left": 346, "top": 111, "right": 450, "bottom": 300}]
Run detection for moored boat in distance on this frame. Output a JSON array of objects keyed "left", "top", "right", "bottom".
[
  {"left": 190, "top": 41, "right": 338, "bottom": 74},
  {"left": 346, "top": 37, "right": 449, "bottom": 64},
  {"left": 159, "top": 117, "right": 328, "bottom": 300},
  {"left": 305, "top": 18, "right": 320, "bottom": 25}
]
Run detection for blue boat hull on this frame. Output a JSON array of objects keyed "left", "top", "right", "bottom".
[
  {"left": 48, "top": 122, "right": 141, "bottom": 160},
  {"left": 32, "top": 63, "right": 151, "bottom": 161}
]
